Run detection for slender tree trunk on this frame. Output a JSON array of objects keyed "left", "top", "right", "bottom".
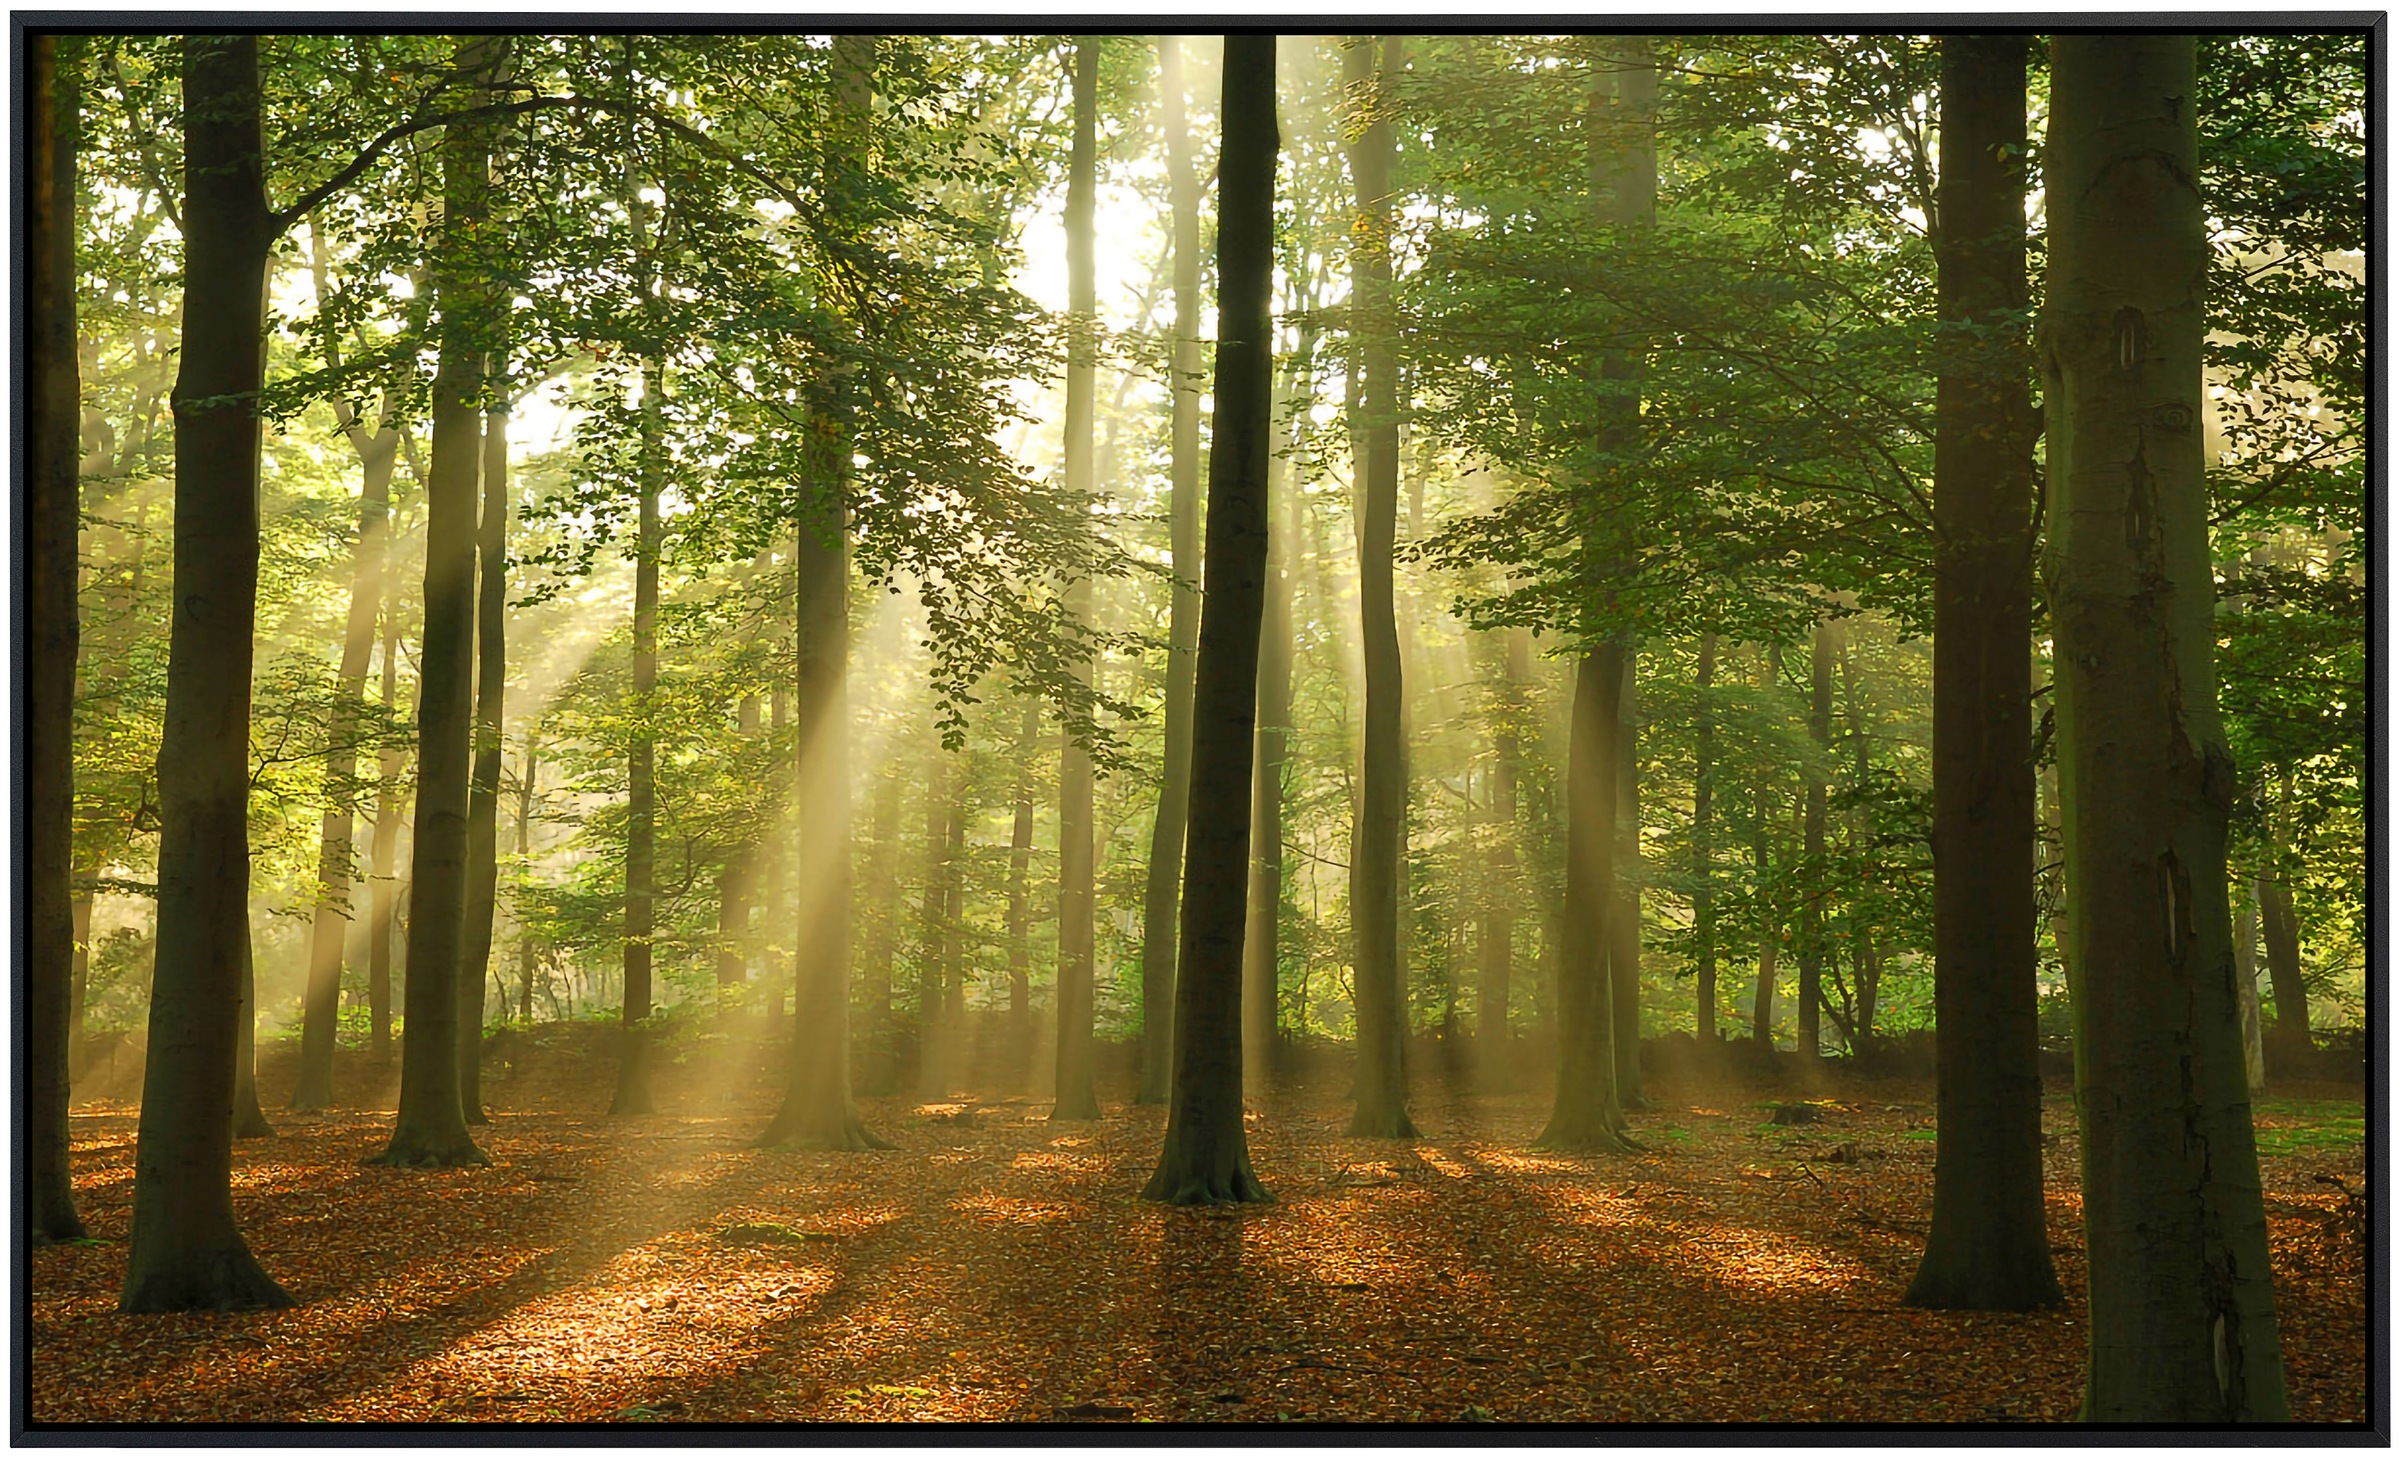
[
  {"left": 231, "top": 919, "right": 273, "bottom": 1139},
  {"left": 1476, "top": 626, "right": 1528, "bottom": 1085},
  {"left": 1538, "top": 643, "right": 1637, "bottom": 1151},
  {"left": 1610, "top": 647, "right": 1645, "bottom": 1105},
  {"left": 1906, "top": 34, "right": 2063, "bottom": 1314},
  {"left": 121, "top": 34, "right": 292, "bottom": 1309},
  {"left": 1006, "top": 702, "right": 1038, "bottom": 1051},
  {"left": 758, "top": 32, "right": 888, "bottom": 1151},
  {"left": 2234, "top": 886, "right": 2266, "bottom": 1092},
  {"left": 611, "top": 349, "right": 663, "bottom": 1117},
  {"left": 1052, "top": 38, "right": 1104, "bottom": 1123},
  {"left": 942, "top": 787, "right": 968, "bottom": 1027},
  {"left": 1244, "top": 334, "right": 1310, "bottom": 1090},
  {"left": 516, "top": 729, "right": 539, "bottom": 1024},
  {"left": 370, "top": 605, "right": 402, "bottom": 1057},
  {"left": 2045, "top": 33, "right": 2285, "bottom": 1420},
  {"left": 1345, "top": 33, "right": 1416, "bottom": 1139},
  {"left": 459, "top": 382, "right": 510, "bottom": 1125},
  {"left": 374, "top": 34, "right": 504, "bottom": 1168},
  {"left": 70, "top": 883, "right": 95, "bottom": 1068},
  {"left": 1692, "top": 633, "right": 1718, "bottom": 1045},
  {"left": 28, "top": 31, "right": 88, "bottom": 1244},
  {"left": 1138, "top": 34, "right": 1205, "bottom": 1106},
  {"left": 1144, "top": 32, "right": 1278, "bottom": 1204},
  {"left": 2258, "top": 772, "right": 2313, "bottom": 1073},
  {"left": 861, "top": 763, "right": 903, "bottom": 1092},
  {"left": 916, "top": 749, "right": 954, "bottom": 1096},
  {"left": 1751, "top": 667, "right": 1779, "bottom": 1051},
  {"left": 1799, "top": 619, "right": 1833, "bottom": 1063}
]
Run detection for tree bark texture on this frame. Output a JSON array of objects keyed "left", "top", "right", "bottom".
[
  {"left": 1538, "top": 643, "right": 1637, "bottom": 1151},
  {"left": 460, "top": 392, "right": 510, "bottom": 1124},
  {"left": 28, "top": 31, "right": 89, "bottom": 1244},
  {"left": 2045, "top": 33, "right": 2286, "bottom": 1422},
  {"left": 375, "top": 34, "right": 503, "bottom": 1167},
  {"left": 1906, "top": 34, "right": 2063, "bottom": 1314},
  {"left": 1138, "top": 33, "right": 1205, "bottom": 1105},
  {"left": 1144, "top": 33, "right": 1278, "bottom": 1205},
  {"left": 1345, "top": 34, "right": 1417, "bottom": 1140},
  {"left": 1052, "top": 38, "right": 1103, "bottom": 1123},
  {"left": 121, "top": 35, "right": 293, "bottom": 1309}
]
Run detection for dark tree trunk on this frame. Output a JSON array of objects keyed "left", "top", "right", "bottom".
[
  {"left": 460, "top": 388, "right": 509, "bottom": 1125},
  {"left": 2045, "top": 33, "right": 2285, "bottom": 1421},
  {"left": 1006, "top": 703, "right": 1038, "bottom": 1051},
  {"left": 1904, "top": 42, "right": 2061, "bottom": 1308},
  {"left": 2259, "top": 771, "right": 2314, "bottom": 1073},
  {"left": 1138, "top": 34, "right": 1204, "bottom": 1105},
  {"left": 120, "top": 35, "right": 292, "bottom": 1310},
  {"left": 374, "top": 35, "right": 504, "bottom": 1168},
  {"left": 1609, "top": 647, "right": 1645, "bottom": 1106},
  {"left": 1143, "top": 33, "right": 1278, "bottom": 1205},
  {"left": 758, "top": 33, "right": 889, "bottom": 1152},
  {"left": 1051, "top": 38, "right": 1103, "bottom": 1124},
  {"left": 1799, "top": 619, "right": 1833, "bottom": 1063},
  {"left": 1345, "top": 33, "right": 1417, "bottom": 1140},
  {"left": 1244, "top": 334, "right": 1310, "bottom": 1088},
  {"left": 293, "top": 231, "right": 401, "bottom": 1111},
  {"left": 1692, "top": 633, "right": 1718, "bottom": 1044},
  {"left": 516, "top": 730, "right": 539, "bottom": 1024},
  {"left": 369, "top": 603, "right": 402, "bottom": 1058},
  {"left": 611, "top": 351, "right": 663, "bottom": 1118},
  {"left": 1750, "top": 655, "right": 1779, "bottom": 1051},
  {"left": 1537, "top": 643, "right": 1637, "bottom": 1152},
  {"left": 27, "top": 31, "right": 88, "bottom": 1244},
  {"left": 232, "top": 923, "right": 273, "bottom": 1139}
]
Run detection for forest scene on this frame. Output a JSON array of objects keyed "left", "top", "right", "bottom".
[{"left": 22, "top": 27, "right": 2372, "bottom": 1430}]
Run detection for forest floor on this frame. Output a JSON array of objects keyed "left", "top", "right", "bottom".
[{"left": 32, "top": 1021, "right": 2369, "bottom": 1428}]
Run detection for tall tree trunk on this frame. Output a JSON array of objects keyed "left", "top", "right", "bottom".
[
  {"left": 1345, "top": 33, "right": 1416, "bottom": 1140},
  {"left": 916, "top": 749, "right": 954, "bottom": 1097},
  {"left": 1799, "top": 618, "right": 1833, "bottom": 1063},
  {"left": 2234, "top": 885, "right": 2266, "bottom": 1092},
  {"left": 859, "top": 762, "right": 903, "bottom": 1093},
  {"left": 459, "top": 378, "right": 510, "bottom": 1125},
  {"left": 1751, "top": 649, "right": 1780, "bottom": 1050},
  {"left": 27, "top": 31, "right": 88, "bottom": 1244},
  {"left": 1691, "top": 633, "right": 1718, "bottom": 1045},
  {"left": 374, "top": 34, "right": 504, "bottom": 1168},
  {"left": 2258, "top": 772, "right": 2313, "bottom": 1073},
  {"left": 293, "top": 265, "right": 401, "bottom": 1112},
  {"left": 1244, "top": 332, "right": 1310, "bottom": 1090},
  {"left": 1006, "top": 702, "right": 1038, "bottom": 1052},
  {"left": 942, "top": 787, "right": 968, "bottom": 1027},
  {"left": 232, "top": 918, "right": 273, "bottom": 1139},
  {"left": 1143, "top": 32, "right": 1278, "bottom": 1205},
  {"left": 611, "top": 347, "right": 664, "bottom": 1117},
  {"left": 1052, "top": 38, "right": 1103, "bottom": 1123},
  {"left": 758, "top": 32, "right": 888, "bottom": 1151},
  {"left": 1538, "top": 644, "right": 1636, "bottom": 1151},
  {"left": 121, "top": 34, "right": 292, "bottom": 1309},
  {"left": 1476, "top": 626, "right": 1529, "bottom": 1085},
  {"left": 1609, "top": 647, "right": 1645, "bottom": 1105},
  {"left": 2045, "top": 33, "right": 2286, "bottom": 1421},
  {"left": 515, "top": 729, "right": 539, "bottom": 1024},
  {"left": 1138, "top": 34, "right": 1205, "bottom": 1106},
  {"left": 370, "top": 600, "right": 402, "bottom": 1057},
  {"left": 1905, "top": 33, "right": 2063, "bottom": 1314}
]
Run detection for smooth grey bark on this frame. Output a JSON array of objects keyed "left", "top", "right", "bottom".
[
  {"left": 1345, "top": 33, "right": 1417, "bottom": 1140},
  {"left": 1138, "top": 33, "right": 1204, "bottom": 1106},
  {"left": 1144, "top": 33, "right": 1278, "bottom": 1205},
  {"left": 2045, "top": 33, "right": 2286, "bottom": 1422},
  {"left": 293, "top": 229, "right": 401, "bottom": 1112},
  {"left": 373, "top": 34, "right": 504, "bottom": 1168},
  {"left": 1907, "top": 33, "right": 2062, "bottom": 1313},
  {"left": 28, "top": 31, "right": 88, "bottom": 1244},
  {"left": 758, "top": 32, "right": 889, "bottom": 1152},
  {"left": 121, "top": 35, "right": 292, "bottom": 1310},
  {"left": 1052, "top": 38, "right": 1103, "bottom": 1123}
]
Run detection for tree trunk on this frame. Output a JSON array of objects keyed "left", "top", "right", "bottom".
[
  {"left": 1610, "top": 646, "right": 1645, "bottom": 1105},
  {"left": 1143, "top": 32, "right": 1278, "bottom": 1204},
  {"left": 1006, "top": 702, "right": 1038, "bottom": 1052},
  {"left": 373, "top": 34, "right": 504, "bottom": 1168},
  {"left": 1244, "top": 327, "right": 1311, "bottom": 1093},
  {"left": 2234, "top": 885, "right": 2266, "bottom": 1093},
  {"left": 232, "top": 920, "right": 273, "bottom": 1139},
  {"left": 121, "top": 34, "right": 292, "bottom": 1310},
  {"left": 1906, "top": 34, "right": 2062, "bottom": 1313},
  {"left": 758, "top": 32, "right": 889, "bottom": 1151},
  {"left": 1537, "top": 643, "right": 1637, "bottom": 1152},
  {"left": 516, "top": 729, "right": 539, "bottom": 1024},
  {"left": 1051, "top": 38, "right": 1103, "bottom": 1124},
  {"left": 1138, "top": 34, "right": 1205, "bottom": 1106},
  {"left": 2258, "top": 771, "right": 2313, "bottom": 1074},
  {"left": 370, "top": 602, "right": 402, "bottom": 1058},
  {"left": 2045, "top": 33, "right": 2286, "bottom": 1421},
  {"left": 1799, "top": 619, "right": 1833, "bottom": 1063},
  {"left": 459, "top": 385, "right": 510, "bottom": 1125},
  {"left": 27, "top": 31, "right": 88, "bottom": 1244},
  {"left": 1345, "top": 33, "right": 1417, "bottom": 1140},
  {"left": 611, "top": 347, "right": 663, "bottom": 1117},
  {"left": 861, "top": 763, "right": 903, "bottom": 1092},
  {"left": 293, "top": 233, "right": 401, "bottom": 1111},
  {"left": 1691, "top": 633, "right": 1718, "bottom": 1045},
  {"left": 1476, "top": 625, "right": 1529, "bottom": 1085},
  {"left": 916, "top": 749, "right": 954, "bottom": 1097}
]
